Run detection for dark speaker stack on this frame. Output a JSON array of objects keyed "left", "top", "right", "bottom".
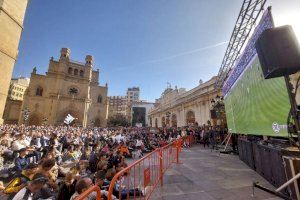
[
  {"left": 268, "top": 146, "right": 287, "bottom": 188},
  {"left": 255, "top": 25, "right": 300, "bottom": 79},
  {"left": 252, "top": 142, "right": 263, "bottom": 176},
  {"left": 260, "top": 145, "right": 273, "bottom": 184},
  {"left": 237, "top": 138, "right": 300, "bottom": 197},
  {"left": 238, "top": 138, "right": 255, "bottom": 169}
]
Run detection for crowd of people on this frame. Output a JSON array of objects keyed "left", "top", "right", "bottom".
[{"left": 0, "top": 124, "right": 227, "bottom": 200}]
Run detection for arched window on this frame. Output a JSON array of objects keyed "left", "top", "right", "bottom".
[
  {"left": 171, "top": 114, "right": 177, "bottom": 127},
  {"left": 74, "top": 69, "right": 78, "bottom": 75},
  {"left": 36, "top": 86, "right": 43, "bottom": 96},
  {"left": 186, "top": 110, "right": 195, "bottom": 125},
  {"left": 80, "top": 70, "right": 84, "bottom": 77},
  {"left": 68, "top": 67, "right": 73, "bottom": 74},
  {"left": 97, "top": 95, "right": 102, "bottom": 103},
  {"left": 162, "top": 117, "right": 166, "bottom": 127}
]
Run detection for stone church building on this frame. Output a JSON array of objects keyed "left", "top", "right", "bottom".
[{"left": 20, "top": 48, "right": 108, "bottom": 127}]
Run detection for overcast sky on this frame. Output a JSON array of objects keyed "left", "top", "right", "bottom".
[{"left": 14, "top": 0, "right": 300, "bottom": 102}]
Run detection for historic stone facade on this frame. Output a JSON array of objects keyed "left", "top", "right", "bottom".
[
  {"left": 3, "top": 77, "right": 30, "bottom": 124},
  {"left": 148, "top": 77, "right": 220, "bottom": 127},
  {"left": 0, "top": 0, "right": 29, "bottom": 124},
  {"left": 20, "top": 48, "right": 108, "bottom": 127},
  {"left": 3, "top": 99, "right": 22, "bottom": 124},
  {"left": 8, "top": 77, "right": 30, "bottom": 100}
]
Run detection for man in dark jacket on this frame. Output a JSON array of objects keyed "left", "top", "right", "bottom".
[{"left": 14, "top": 148, "right": 29, "bottom": 172}]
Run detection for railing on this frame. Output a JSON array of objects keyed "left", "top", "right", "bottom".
[
  {"left": 75, "top": 185, "right": 102, "bottom": 200},
  {"left": 107, "top": 139, "right": 182, "bottom": 200},
  {"left": 182, "top": 135, "right": 195, "bottom": 147},
  {"left": 75, "top": 139, "right": 183, "bottom": 200}
]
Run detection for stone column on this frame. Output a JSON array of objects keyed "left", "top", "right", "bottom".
[
  {"left": 196, "top": 102, "right": 202, "bottom": 125},
  {"left": 0, "top": 0, "right": 29, "bottom": 124},
  {"left": 83, "top": 100, "right": 91, "bottom": 128},
  {"left": 158, "top": 115, "right": 161, "bottom": 128},
  {"left": 178, "top": 105, "right": 185, "bottom": 127}
]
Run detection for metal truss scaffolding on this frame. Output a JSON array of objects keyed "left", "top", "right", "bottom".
[{"left": 215, "top": 0, "right": 267, "bottom": 90}]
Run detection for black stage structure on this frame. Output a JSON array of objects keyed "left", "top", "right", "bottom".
[
  {"left": 215, "top": 0, "right": 300, "bottom": 199},
  {"left": 215, "top": 0, "right": 267, "bottom": 89}
]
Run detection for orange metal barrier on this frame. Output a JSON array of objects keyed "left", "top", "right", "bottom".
[
  {"left": 107, "top": 139, "right": 181, "bottom": 200},
  {"left": 75, "top": 185, "right": 102, "bottom": 200},
  {"left": 183, "top": 135, "right": 195, "bottom": 147}
]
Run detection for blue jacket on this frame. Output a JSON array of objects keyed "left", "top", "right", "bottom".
[{"left": 14, "top": 156, "right": 29, "bottom": 172}]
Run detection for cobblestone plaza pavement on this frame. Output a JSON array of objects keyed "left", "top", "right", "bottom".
[{"left": 151, "top": 145, "right": 282, "bottom": 200}]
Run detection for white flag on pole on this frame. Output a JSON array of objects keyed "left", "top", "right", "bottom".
[{"left": 64, "top": 114, "right": 75, "bottom": 125}]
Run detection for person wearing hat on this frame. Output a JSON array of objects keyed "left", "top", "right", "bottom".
[
  {"left": 4, "top": 163, "right": 38, "bottom": 199},
  {"left": 11, "top": 173, "right": 48, "bottom": 200},
  {"left": 14, "top": 148, "right": 29, "bottom": 172}
]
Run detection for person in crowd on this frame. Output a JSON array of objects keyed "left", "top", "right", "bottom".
[
  {"left": 11, "top": 134, "right": 29, "bottom": 152},
  {"left": 70, "top": 177, "right": 95, "bottom": 200},
  {"left": 12, "top": 173, "right": 48, "bottom": 200},
  {"left": 34, "top": 158, "right": 58, "bottom": 197},
  {"left": 94, "top": 170, "right": 117, "bottom": 200},
  {"left": 14, "top": 148, "right": 29, "bottom": 172},
  {"left": 1, "top": 134, "right": 14, "bottom": 166},
  {"left": 4, "top": 163, "right": 38, "bottom": 199},
  {"left": 209, "top": 126, "right": 217, "bottom": 150},
  {"left": 113, "top": 170, "right": 143, "bottom": 200},
  {"left": 202, "top": 127, "right": 210, "bottom": 148},
  {"left": 57, "top": 172, "right": 77, "bottom": 200},
  {"left": 0, "top": 123, "right": 228, "bottom": 200}
]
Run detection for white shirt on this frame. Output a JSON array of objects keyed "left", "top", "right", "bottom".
[
  {"left": 115, "top": 134, "right": 123, "bottom": 143},
  {"left": 136, "top": 139, "right": 143, "bottom": 147},
  {"left": 12, "top": 187, "right": 33, "bottom": 200},
  {"left": 11, "top": 140, "right": 27, "bottom": 151}
]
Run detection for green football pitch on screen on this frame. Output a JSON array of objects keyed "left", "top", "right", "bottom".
[{"left": 224, "top": 56, "right": 290, "bottom": 137}]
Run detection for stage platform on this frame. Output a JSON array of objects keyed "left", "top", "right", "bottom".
[{"left": 151, "top": 145, "right": 282, "bottom": 200}]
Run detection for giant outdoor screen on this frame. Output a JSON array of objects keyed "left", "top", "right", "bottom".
[{"left": 223, "top": 10, "right": 290, "bottom": 137}]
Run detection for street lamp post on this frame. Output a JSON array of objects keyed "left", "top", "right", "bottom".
[
  {"left": 166, "top": 111, "right": 171, "bottom": 127},
  {"left": 90, "top": 120, "right": 95, "bottom": 127},
  {"left": 42, "top": 117, "right": 48, "bottom": 126},
  {"left": 21, "top": 108, "right": 30, "bottom": 125},
  {"left": 210, "top": 95, "right": 225, "bottom": 127}
]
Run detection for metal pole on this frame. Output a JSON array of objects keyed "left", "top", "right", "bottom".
[
  {"left": 159, "top": 149, "right": 163, "bottom": 186},
  {"left": 284, "top": 76, "right": 300, "bottom": 141},
  {"left": 176, "top": 141, "right": 180, "bottom": 164},
  {"left": 253, "top": 182, "right": 292, "bottom": 200},
  {"left": 276, "top": 173, "right": 300, "bottom": 193},
  {"left": 223, "top": 133, "right": 232, "bottom": 152}
]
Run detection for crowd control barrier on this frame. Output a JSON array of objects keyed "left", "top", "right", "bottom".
[
  {"left": 75, "top": 139, "right": 183, "bottom": 200},
  {"left": 75, "top": 185, "right": 102, "bottom": 200},
  {"left": 182, "top": 135, "right": 195, "bottom": 147},
  {"left": 107, "top": 139, "right": 182, "bottom": 200}
]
